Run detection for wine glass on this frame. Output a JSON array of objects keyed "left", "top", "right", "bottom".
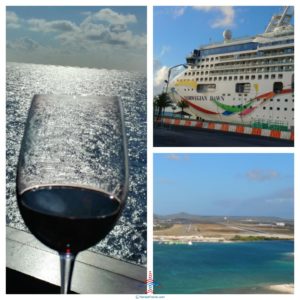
[{"left": 16, "top": 94, "right": 128, "bottom": 293}]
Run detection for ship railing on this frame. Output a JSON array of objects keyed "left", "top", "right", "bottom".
[
  {"left": 213, "top": 61, "right": 294, "bottom": 70},
  {"left": 219, "top": 50, "right": 294, "bottom": 62},
  {"left": 209, "top": 66, "right": 293, "bottom": 75}
]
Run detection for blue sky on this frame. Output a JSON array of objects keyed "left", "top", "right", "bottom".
[
  {"left": 154, "top": 154, "right": 294, "bottom": 219},
  {"left": 6, "top": 7, "right": 146, "bottom": 71},
  {"left": 153, "top": 6, "right": 294, "bottom": 93}
]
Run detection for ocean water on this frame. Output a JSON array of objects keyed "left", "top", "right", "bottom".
[
  {"left": 6, "top": 62, "right": 147, "bottom": 265},
  {"left": 154, "top": 241, "right": 294, "bottom": 294}
]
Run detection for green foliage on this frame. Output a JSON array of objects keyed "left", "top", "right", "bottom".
[
  {"left": 231, "top": 235, "right": 289, "bottom": 241},
  {"left": 154, "top": 92, "right": 173, "bottom": 119}
]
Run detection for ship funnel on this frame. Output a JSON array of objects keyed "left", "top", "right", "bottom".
[{"left": 223, "top": 29, "right": 232, "bottom": 41}]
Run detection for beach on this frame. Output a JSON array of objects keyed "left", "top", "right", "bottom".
[{"left": 265, "top": 284, "right": 294, "bottom": 294}]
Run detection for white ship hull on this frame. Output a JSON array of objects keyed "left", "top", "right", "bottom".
[{"left": 169, "top": 73, "right": 293, "bottom": 129}]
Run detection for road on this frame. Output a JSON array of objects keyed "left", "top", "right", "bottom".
[
  {"left": 219, "top": 222, "right": 270, "bottom": 235},
  {"left": 154, "top": 125, "right": 294, "bottom": 147}
]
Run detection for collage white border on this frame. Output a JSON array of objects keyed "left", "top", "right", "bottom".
[{"left": 0, "top": 0, "right": 298, "bottom": 299}]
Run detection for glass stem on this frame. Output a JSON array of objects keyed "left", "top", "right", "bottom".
[{"left": 59, "top": 252, "right": 76, "bottom": 294}]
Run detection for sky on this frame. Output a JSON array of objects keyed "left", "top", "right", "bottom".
[
  {"left": 154, "top": 154, "right": 294, "bottom": 219},
  {"left": 6, "top": 6, "right": 146, "bottom": 72},
  {"left": 154, "top": 6, "right": 294, "bottom": 94}
]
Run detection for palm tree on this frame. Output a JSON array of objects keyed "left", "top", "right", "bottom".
[
  {"left": 154, "top": 92, "right": 173, "bottom": 120},
  {"left": 177, "top": 100, "right": 189, "bottom": 119}
]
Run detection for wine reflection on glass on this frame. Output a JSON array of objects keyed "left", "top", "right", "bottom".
[{"left": 17, "top": 95, "right": 128, "bottom": 293}]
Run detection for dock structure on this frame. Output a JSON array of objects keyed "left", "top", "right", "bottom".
[
  {"left": 155, "top": 117, "right": 294, "bottom": 141},
  {"left": 6, "top": 226, "right": 146, "bottom": 294}
]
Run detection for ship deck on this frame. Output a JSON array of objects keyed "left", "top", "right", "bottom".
[{"left": 6, "top": 226, "right": 146, "bottom": 294}]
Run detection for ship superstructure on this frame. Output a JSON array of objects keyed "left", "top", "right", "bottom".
[{"left": 168, "top": 7, "right": 294, "bottom": 130}]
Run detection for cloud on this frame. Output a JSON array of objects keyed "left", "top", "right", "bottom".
[
  {"left": 6, "top": 11, "right": 21, "bottom": 28},
  {"left": 166, "top": 154, "right": 190, "bottom": 161},
  {"left": 6, "top": 8, "right": 146, "bottom": 71},
  {"left": 28, "top": 19, "right": 78, "bottom": 32},
  {"left": 92, "top": 8, "right": 137, "bottom": 25},
  {"left": 213, "top": 186, "right": 294, "bottom": 218},
  {"left": 172, "top": 7, "right": 186, "bottom": 18},
  {"left": 154, "top": 63, "right": 168, "bottom": 90},
  {"left": 158, "top": 45, "right": 171, "bottom": 58},
  {"left": 193, "top": 6, "right": 235, "bottom": 28},
  {"left": 7, "top": 37, "right": 41, "bottom": 51},
  {"left": 245, "top": 169, "right": 279, "bottom": 182},
  {"left": 264, "top": 187, "right": 294, "bottom": 204},
  {"left": 8, "top": 9, "right": 145, "bottom": 51}
]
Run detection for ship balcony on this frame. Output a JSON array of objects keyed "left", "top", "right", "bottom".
[
  {"left": 213, "top": 61, "right": 294, "bottom": 71},
  {"left": 219, "top": 50, "right": 294, "bottom": 62},
  {"left": 209, "top": 65, "right": 293, "bottom": 75}
]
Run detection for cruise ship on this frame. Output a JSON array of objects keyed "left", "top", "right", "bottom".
[{"left": 168, "top": 7, "right": 294, "bottom": 131}]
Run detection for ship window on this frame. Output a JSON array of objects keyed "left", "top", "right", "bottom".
[
  {"left": 209, "top": 77, "right": 212, "bottom": 81},
  {"left": 273, "top": 82, "right": 283, "bottom": 94},
  {"left": 196, "top": 72, "right": 199, "bottom": 75},
  {"left": 206, "top": 65, "right": 209, "bottom": 68},
  {"left": 245, "top": 75, "right": 249, "bottom": 80},
  {"left": 211, "top": 57, "right": 214, "bottom": 61},
  {"left": 240, "top": 76, "right": 244, "bottom": 80},
  {"left": 277, "top": 107, "right": 280, "bottom": 111},
  {"left": 214, "top": 77, "right": 217, "bottom": 81},
  {"left": 196, "top": 78, "right": 199, "bottom": 81},
  {"left": 205, "top": 78, "right": 208, "bottom": 81},
  {"left": 200, "top": 78, "right": 203, "bottom": 81},
  {"left": 270, "top": 107, "right": 273, "bottom": 110},
  {"left": 219, "top": 77, "right": 222, "bottom": 80},
  {"left": 278, "top": 74, "right": 283, "bottom": 79},
  {"left": 263, "top": 107, "right": 266, "bottom": 110},
  {"left": 197, "top": 65, "right": 200, "bottom": 69},
  {"left": 205, "top": 71, "right": 208, "bottom": 74},
  {"left": 188, "top": 72, "right": 191, "bottom": 75},
  {"left": 258, "top": 75, "right": 262, "bottom": 80},
  {"left": 277, "top": 99, "right": 280, "bottom": 102},
  {"left": 235, "top": 83, "right": 250, "bottom": 93},
  {"left": 234, "top": 76, "right": 238, "bottom": 80},
  {"left": 229, "top": 76, "right": 232, "bottom": 80},
  {"left": 292, "top": 108, "right": 294, "bottom": 111},
  {"left": 197, "top": 84, "right": 216, "bottom": 93},
  {"left": 251, "top": 75, "right": 255, "bottom": 80},
  {"left": 224, "top": 77, "right": 227, "bottom": 81},
  {"left": 201, "top": 72, "right": 204, "bottom": 75},
  {"left": 264, "top": 74, "right": 269, "bottom": 79},
  {"left": 271, "top": 74, "right": 276, "bottom": 79},
  {"left": 284, "top": 108, "right": 287, "bottom": 111},
  {"left": 285, "top": 99, "right": 288, "bottom": 102},
  {"left": 291, "top": 74, "right": 294, "bottom": 91},
  {"left": 184, "top": 72, "right": 187, "bottom": 76}
]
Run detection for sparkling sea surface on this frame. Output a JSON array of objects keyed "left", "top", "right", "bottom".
[
  {"left": 6, "top": 62, "right": 147, "bottom": 265},
  {"left": 154, "top": 241, "right": 294, "bottom": 294}
]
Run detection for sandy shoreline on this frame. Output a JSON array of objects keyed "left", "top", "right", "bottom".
[
  {"left": 263, "top": 284, "right": 294, "bottom": 294},
  {"left": 154, "top": 235, "right": 293, "bottom": 243}
]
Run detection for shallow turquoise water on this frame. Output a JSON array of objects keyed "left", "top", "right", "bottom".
[{"left": 154, "top": 241, "right": 294, "bottom": 294}]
